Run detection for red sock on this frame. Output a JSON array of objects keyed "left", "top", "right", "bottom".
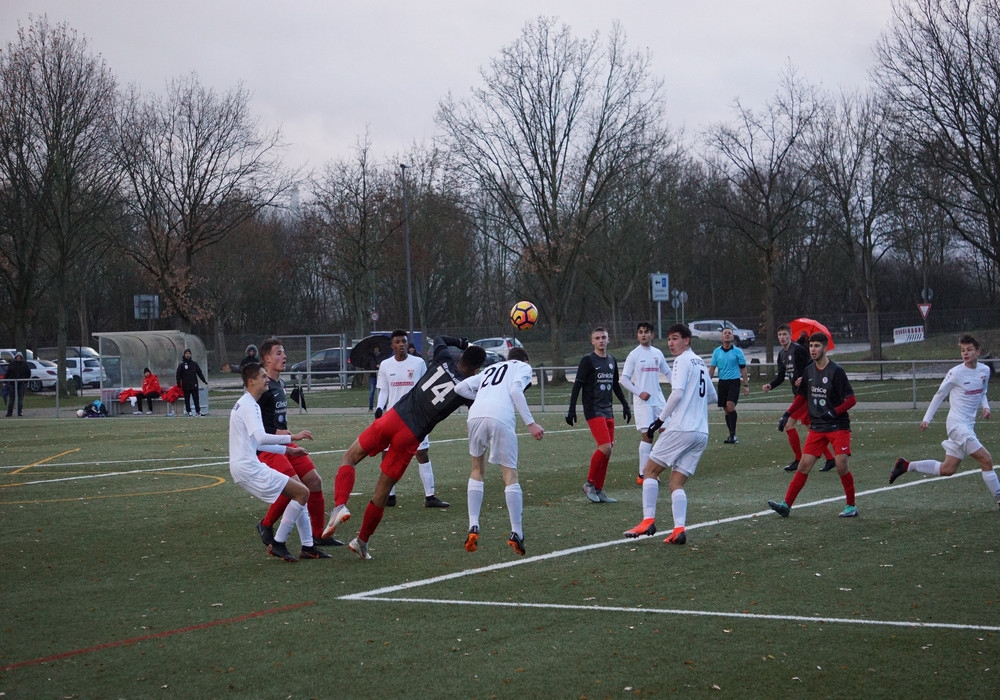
[
  {"left": 263, "top": 494, "right": 290, "bottom": 527},
  {"left": 308, "top": 489, "right": 326, "bottom": 537},
  {"left": 786, "top": 429, "right": 802, "bottom": 460},
  {"left": 358, "top": 500, "right": 385, "bottom": 542},
  {"left": 840, "top": 471, "right": 855, "bottom": 506},
  {"left": 334, "top": 465, "right": 356, "bottom": 506},
  {"left": 784, "top": 470, "right": 809, "bottom": 506},
  {"left": 587, "top": 450, "right": 610, "bottom": 489}
]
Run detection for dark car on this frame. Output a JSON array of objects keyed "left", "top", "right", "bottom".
[
  {"left": 481, "top": 350, "right": 503, "bottom": 367},
  {"left": 289, "top": 347, "right": 352, "bottom": 382}
]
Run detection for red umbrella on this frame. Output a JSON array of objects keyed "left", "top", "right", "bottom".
[{"left": 788, "top": 318, "right": 835, "bottom": 350}]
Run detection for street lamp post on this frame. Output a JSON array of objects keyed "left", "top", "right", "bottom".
[{"left": 400, "top": 164, "right": 415, "bottom": 338}]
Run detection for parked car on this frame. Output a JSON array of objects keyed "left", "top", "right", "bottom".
[
  {"left": 37, "top": 346, "right": 100, "bottom": 361},
  {"left": 289, "top": 347, "right": 352, "bottom": 382},
  {"left": 688, "top": 320, "right": 756, "bottom": 348},
  {"left": 25, "top": 359, "right": 60, "bottom": 392},
  {"left": 471, "top": 337, "right": 525, "bottom": 359},
  {"left": 61, "top": 356, "right": 107, "bottom": 389},
  {"left": 480, "top": 350, "right": 503, "bottom": 367},
  {"left": 0, "top": 348, "right": 35, "bottom": 362}
]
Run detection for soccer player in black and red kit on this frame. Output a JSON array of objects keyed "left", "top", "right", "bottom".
[
  {"left": 566, "top": 327, "right": 632, "bottom": 503},
  {"left": 768, "top": 332, "right": 859, "bottom": 519},
  {"left": 323, "top": 337, "right": 486, "bottom": 559},
  {"left": 255, "top": 338, "right": 341, "bottom": 553},
  {"left": 762, "top": 325, "right": 836, "bottom": 472}
]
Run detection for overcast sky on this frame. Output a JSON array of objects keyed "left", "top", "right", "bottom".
[{"left": 2, "top": 1, "right": 897, "bottom": 170}]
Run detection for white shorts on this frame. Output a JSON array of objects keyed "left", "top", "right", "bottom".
[
  {"left": 942, "top": 425, "right": 984, "bottom": 460},
  {"left": 648, "top": 430, "right": 708, "bottom": 477},
  {"left": 634, "top": 402, "right": 664, "bottom": 433},
  {"left": 230, "top": 462, "right": 289, "bottom": 503},
  {"left": 467, "top": 416, "right": 519, "bottom": 469}
]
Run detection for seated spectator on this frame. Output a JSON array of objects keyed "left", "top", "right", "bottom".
[{"left": 120, "top": 368, "right": 162, "bottom": 415}]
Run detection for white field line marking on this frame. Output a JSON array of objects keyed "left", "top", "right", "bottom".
[
  {"left": 358, "top": 597, "right": 1000, "bottom": 632},
  {"left": 341, "top": 469, "right": 999, "bottom": 633}
]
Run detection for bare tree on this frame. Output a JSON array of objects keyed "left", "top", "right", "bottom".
[
  {"left": 704, "top": 68, "right": 821, "bottom": 362},
  {"left": 813, "top": 90, "right": 899, "bottom": 356},
  {"left": 114, "top": 73, "right": 296, "bottom": 331},
  {"left": 437, "top": 17, "right": 667, "bottom": 369},
  {"left": 0, "top": 17, "right": 119, "bottom": 393},
  {"left": 875, "top": 0, "right": 1000, "bottom": 274}
]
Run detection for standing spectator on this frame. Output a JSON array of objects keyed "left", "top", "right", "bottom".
[
  {"left": 762, "top": 324, "right": 836, "bottom": 472},
  {"left": 566, "top": 327, "right": 632, "bottom": 504},
  {"left": 4, "top": 352, "right": 31, "bottom": 417},
  {"left": 890, "top": 334, "right": 999, "bottom": 508},
  {"left": 708, "top": 328, "right": 749, "bottom": 444},
  {"left": 375, "top": 330, "right": 449, "bottom": 508},
  {"left": 407, "top": 343, "right": 419, "bottom": 357},
  {"left": 624, "top": 323, "right": 717, "bottom": 545},
  {"left": 175, "top": 349, "right": 208, "bottom": 417},
  {"left": 229, "top": 362, "right": 325, "bottom": 562},
  {"left": 768, "top": 332, "right": 859, "bottom": 519},
  {"left": 322, "top": 337, "right": 485, "bottom": 560},
  {"left": 619, "top": 322, "right": 671, "bottom": 484},
  {"left": 368, "top": 345, "right": 383, "bottom": 412},
  {"left": 455, "top": 347, "right": 544, "bottom": 556},
  {"left": 239, "top": 344, "right": 259, "bottom": 369},
  {"left": 133, "top": 368, "right": 162, "bottom": 414}
]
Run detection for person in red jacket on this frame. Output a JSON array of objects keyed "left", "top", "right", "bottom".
[{"left": 133, "top": 368, "right": 162, "bottom": 414}]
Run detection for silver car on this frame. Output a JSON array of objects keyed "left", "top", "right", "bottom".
[
  {"left": 471, "top": 337, "right": 525, "bottom": 360},
  {"left": 688, "top": 320, "right": 756, "bottom": 348}
]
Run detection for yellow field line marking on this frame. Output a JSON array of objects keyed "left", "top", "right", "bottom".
[
  {"left": 0, "top": 473, "right": 226, "bottom": 505},
  {"left": 11, "top": 448, "right": 81, "bottom": 475}
]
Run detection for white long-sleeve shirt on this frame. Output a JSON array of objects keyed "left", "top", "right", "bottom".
[
  {"left": 229, "top": 391, "right": 292, "bottom": 480},
  {"left": 922, "top": 362, "right": 990, "bottom": 434}
]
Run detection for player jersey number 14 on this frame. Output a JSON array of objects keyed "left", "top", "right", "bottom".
[{"left": 420, "top": 365, "right": 456, "bottom": 405}]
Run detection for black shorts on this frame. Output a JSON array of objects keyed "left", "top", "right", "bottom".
[{"left": 717, "top": 378, "right": 742, "bottom": 407}]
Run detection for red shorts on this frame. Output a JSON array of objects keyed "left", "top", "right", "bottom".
[
  {"left": 789, "top": 402, "right": 809, "bottom": 423},
  {"left": 258, "top": 445, "right": 315, "bottom": 479},
  {"left": 587, "top": 416, "right": 615, "bottom": 446},
  {"left": 803, "top": 429, "right": 851, "bottom": 458},
  {"left": 358, "top": 408, "right": 421, "bottom": 481}
]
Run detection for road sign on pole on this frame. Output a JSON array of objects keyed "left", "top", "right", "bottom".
[
  {"left": 918, "top": 303, "right": 931, "bottom": 319},
  {"left": 650, "top": 273, "right": 670, "bottom": 302}
]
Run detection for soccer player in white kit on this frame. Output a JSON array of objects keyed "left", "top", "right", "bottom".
[
  {"left": 229, "top": 363, "right": 326, "bottom": 562},
  {"left": 375, "top": 330, "right": 449, "bottom": 508},
  {"left": 455, "top": 347, "right": 544, "bottom": 556},
  {"left": 889, "top": 334, "right": 999, "bottom": 508},
  {"left": 623, "top": 323, "right": 717, "bottom": 545},
  {"left": 619, "top": 322, "right": 671, "bottom": 484}
]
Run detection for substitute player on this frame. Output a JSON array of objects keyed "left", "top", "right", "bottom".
[
  {"left": 619, "top": 322, "right": 671, "bottom": 484},
  {"left": 375, "top": 330, "right": 449, "bottom": 508},
  {"left": 455, "top": 347, "right": 544, "bottom": 556},
  {"left": 323, "top": 337, "right": 486, "bottom": 560},
  {"left": 768, "top": 332, "right": 858, "bottom": 519},
  {"left": 623, "top": 323, "right": 716, "bottom": 545},
  {"left": 566, "top": 327, "right": 632, "bottom": 503},
  {"left": 229, "top": 363, "right": 327, "bottom": 562},
  {"left": 762, "top": 324, "right": 836, "bottom": 472},
  {"left": 254, "top": 338, "right": 340, "bottom": 548},
  {"left": 889, "top": 334, "right": 999, "bottom": 508}
]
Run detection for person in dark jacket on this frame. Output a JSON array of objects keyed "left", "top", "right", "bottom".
[
  {"left": 175, "top": 349, "right": 208, "bottom": 416},
  {"left": 239, "top": 344, "right": 259, "bottom": 369},
  {"left": 4, "top": 352, "right": 31, "bottom": 417}
]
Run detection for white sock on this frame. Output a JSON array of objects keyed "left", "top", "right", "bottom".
[
  {"left": 419, "top": 460, "right": 435, "bottom": 497},
  {"left": 910, "top": 459, "right": 941, "bottom": 476},
  {"left": 505, "top": 483, "right": 523, "bottom": 537},
  {"left": 982, "top": 469, "right": 1000, "bottom": 501},
  {"left": 297, "top": 505, "right": 313, "bottom": 547},
  {"left": 638, "top": 442, "right": 651, "bottom": 476},
  {"left": 671, "top": 488, "right": 687, "bottom": 529},
  {"left": 467, "top": 478, "right": 484, "bottom": 529},
  {"left": 275, "top": 500, "right": 304, "bottom": 544},
  {"left": 641, "top": 477, "right": 659, "bottom": 520}
]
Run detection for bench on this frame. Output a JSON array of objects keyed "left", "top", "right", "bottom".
[{"left": 102, "top": 388, "right": 180, "bottom": 417}]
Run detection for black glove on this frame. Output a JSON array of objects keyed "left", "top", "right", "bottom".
[
  {"left": 622, "top": 403, "right": 632, "bottom": 424},
  {"left": 374, "top": 407, "right": 383, "bottom": 419},
  {"left": 459, "top": 337, "right": 470, "bottom": 350},
  {"left": 821, "top": 408, "right": 838, "bottom": 422},
  {"left": 777, "top": 412, "right": 790, "bottom": 432},
  {"left": 646, "top": 418, "right": 663, "bottom": 440},
  {"left": 565, "top": 410, "right": 577, "bottom": 426}
]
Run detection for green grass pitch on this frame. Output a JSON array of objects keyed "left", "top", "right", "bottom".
[{"left": 1, "top": 406, "right": 998, "bottom": 697}]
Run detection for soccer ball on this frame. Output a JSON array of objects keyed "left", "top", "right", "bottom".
[
  {"left": 509, "top": 301, "right": 538, "bottom": 330},
  {"left": 76, "top": 409, "right": 85, "bottom": 418}
]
